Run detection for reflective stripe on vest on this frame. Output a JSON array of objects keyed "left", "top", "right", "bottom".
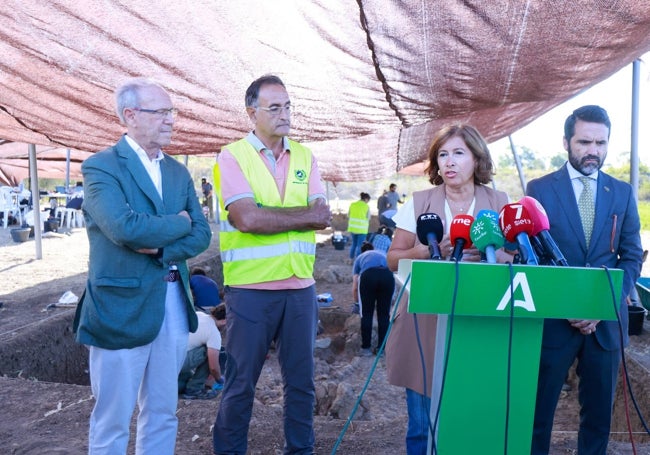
[
  {"left": 221, "top": 240, "right": 316, "bottom": 262},
  {"left": 219, "top": 138, "right": 316, "bottom": 286}
]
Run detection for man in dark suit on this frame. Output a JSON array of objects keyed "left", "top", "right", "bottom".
[
  {"left": 527, "top": 105, "right": 643, "bottom": 455},
  {"left": 73, "top": 78, "right": 211, "bottom": 454}
]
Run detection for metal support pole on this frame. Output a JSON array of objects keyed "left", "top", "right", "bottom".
[
  {"left": 630, "top": 59, "right": 640, "bottom": 201},
  {"left": 28, "top": 144, "right": 42, "bottom": 259},
  {"left": 508, "top": 135, "right": 527, "bottom": 196}
]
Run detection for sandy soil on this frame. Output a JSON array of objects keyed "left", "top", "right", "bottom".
[{"left": 1, "top": 222, "right": 649, "bottom": 454}]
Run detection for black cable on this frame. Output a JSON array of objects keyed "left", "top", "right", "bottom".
[
  {"left": 427, "top": 258, "right": 461, "bottom": 455},
  {"left": 603, "top": 267, "right": 650, "bottom": 435},
  {"left": 413, "top": 312, "right": 435, "bottom": 453}
]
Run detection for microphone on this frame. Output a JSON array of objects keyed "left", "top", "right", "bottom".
[
  {"left": 518, "top": 196, "right": 569, "bottom": 266},
  {"left": 528, "top": 234, "right": 554, "bottom": 265},
  {"left": 416, "top": 213, "right": 444, "bottom": 260},
  {"left": 476, "top": 209, "right": 499, "bottom": 224},
  {"left": 470, "top": 214, "right": 505, "bottom": 263},
  {"left": 449, "top": 214, "right": 474, "bottom": 261},
  {"left": 498, "top": 203, "right": 539, "bottom": 265}
]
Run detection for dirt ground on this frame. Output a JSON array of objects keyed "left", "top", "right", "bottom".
[{"left": 1, "top": 220, "right": 650, "bottom": 454}]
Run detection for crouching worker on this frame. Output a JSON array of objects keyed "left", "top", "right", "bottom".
[{"left": 178, "top": 274, "right": 225, "bottom": 400}]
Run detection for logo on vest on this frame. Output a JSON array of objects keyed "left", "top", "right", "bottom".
[
  {"left": 294, "top": 169, "right": 307, "bottom": 182},
  {"left": 496, "top": 272, "right": 536, "bottom": 312}
]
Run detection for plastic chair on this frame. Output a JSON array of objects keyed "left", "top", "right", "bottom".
[
  {"left": 0, "top": 186, "right": 23, "bottom": 228},
  {"left": 54, "top": 206, "right": 66, "bottom": 226},
  {"left": 56, "top": 207, "right": 81, "bottom": 229}
]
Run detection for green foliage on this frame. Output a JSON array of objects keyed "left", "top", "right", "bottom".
[
  {"left": 550, "top": 154, "right": 566, "bottom": 170},
  {"left": 603, "top": 162, "right": 650, "bottom": 202},
  {"left": 498, "top": 146, "right": 546, "bottom": 171},
  {"left": 639, "top": 201, "right": 650, "bottom": 231}
]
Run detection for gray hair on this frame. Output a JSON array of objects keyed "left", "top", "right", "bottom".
[{"left": 114, "top": 77, "right": 165, "bottom": 124}]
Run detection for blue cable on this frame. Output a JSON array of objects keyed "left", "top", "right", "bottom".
[{"left": 330, "top": 272, "right": 411, "bottom": 455}]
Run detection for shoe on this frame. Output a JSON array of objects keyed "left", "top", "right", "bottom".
[
  {"left": 182, "top": 389, "right": 218, "bottom": 400},
  {"left": 351, "top": 303, "right": 360, "bottom": 314},
  {"left": 359, "top": 348, "right": 373, "bottom": 357}
]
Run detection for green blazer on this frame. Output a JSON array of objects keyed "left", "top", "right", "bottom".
[{"left": 73, "top": 135, "right": 211, "bottom": 349}]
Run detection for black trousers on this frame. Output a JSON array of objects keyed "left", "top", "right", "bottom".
[{"left": 359, "top": 266, "right": 395, "bottom": 349}]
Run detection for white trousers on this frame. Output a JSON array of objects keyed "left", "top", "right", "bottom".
[{"left": 88, "top": 282, "right": 189, "bottom": 455}]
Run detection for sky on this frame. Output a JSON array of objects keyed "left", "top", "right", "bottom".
[{"left": 490, "top": 52, "right": 650, "bottom": 167}]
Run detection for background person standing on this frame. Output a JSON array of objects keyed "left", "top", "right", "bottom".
[
  {"left": 73, "top": 77, "right": 211, "bottom": 454},
  {"left": 201, "top": 177, "right": 214, "bottom": 221},
  {"left": 347, "top": 192, "right": 371, "bottom": 260},
  {"left": 213, "top": 74, "right": 331, "bottom": 455}
]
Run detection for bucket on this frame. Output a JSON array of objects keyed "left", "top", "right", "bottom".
[
  {"left": 44, "top": 219, "right": 59, "bottom": 233},
  {"left": 10, "top": 227, "right": 31, "bottom": 243},
  {"left": 331, "top": 232, "right": 348, "bottom": 251},
  {"left": 628, "top": 305, "right": 646, "bottom": 336},
  {"left": 332, "top": 238, "right": 346, "bottom": 250}
]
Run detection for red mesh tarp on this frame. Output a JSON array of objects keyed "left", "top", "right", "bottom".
[
  {"left": 0, "top": 142, "right": 90, "bottom": 185},
  {"left": 0, "top": 1, "right": 649, "bottom": 182}
]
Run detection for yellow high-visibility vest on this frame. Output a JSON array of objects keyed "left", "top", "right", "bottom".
[
  {"left": 218, "top": 138, "right": 316, "bottom": 286},
  {"left": 347, "top": 200, "right": 369, "bottom": 234}
]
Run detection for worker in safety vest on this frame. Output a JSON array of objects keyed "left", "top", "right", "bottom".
[
  {"left": 347, "top": 192, "right": 371, "bottom": 260},
  {"left": 212, "top": 74, "right": 331, "bottom": 455}
]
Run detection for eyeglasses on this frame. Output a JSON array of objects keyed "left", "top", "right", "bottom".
[
  {"left": 133, "top": 107, "right": 178, "bottom": 118},
  {"left": 256, "top": 104, "right": 291, "bottom": 116}
]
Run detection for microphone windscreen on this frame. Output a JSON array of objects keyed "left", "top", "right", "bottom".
[
  {"left": 518, "top": 196, "right": 550, "bottom": 234},
  {"left": 498, "top": 203, "right": 535, "bottom": 243},
  {"left": 470, "top": 215, "right": 505, "bottom": 252},
  {"left": 416, "top": 213, "right": 444, "bottom": 246},
  {"left": 476, "top": 209, "right": 500, "bottom": 224},
  {"left": 450, "top": 214, "right": 474, "bottom": 249}
]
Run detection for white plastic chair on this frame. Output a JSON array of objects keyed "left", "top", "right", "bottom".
[
  {"left": 0, "top": 186, "right": 23, "bottom": 228},
  {"left": 55, "top": 206, "right": 80, "bottom": 229}
]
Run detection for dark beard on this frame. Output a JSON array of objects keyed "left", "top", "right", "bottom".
[{"left": 567, "top": 144, "right": 602, "bottom": 175}]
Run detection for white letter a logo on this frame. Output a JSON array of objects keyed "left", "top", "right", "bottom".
[{"left": 496, "top": 272, "right": 536, "bottom": 312}]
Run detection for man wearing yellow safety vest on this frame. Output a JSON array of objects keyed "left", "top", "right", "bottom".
[
  {"left": 213, "top": 74, "right": 332, "bottom": 455},
  {"left": 347, "top": 192, "right": 371, "bottom": 260}
]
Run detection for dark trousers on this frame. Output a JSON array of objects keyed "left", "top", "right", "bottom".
[
  {"left": 178, "top": 346, "right": 209, "bottom": 393},
  {"left": 532, "top": 331, "right": 620, "bottom": 455},
  {"left": 359, "top": 267, "right": 395, "bottom": 350},
  {"left": 178, "top": 347, "right": 229, "bottom": 394},
  {"left": 213, "top": 286, "right": 318, "bottom": 455}
]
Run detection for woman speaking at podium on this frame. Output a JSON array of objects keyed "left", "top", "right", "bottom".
[{"left": 385, "top": 124, "right": 512, "bottom": 455}]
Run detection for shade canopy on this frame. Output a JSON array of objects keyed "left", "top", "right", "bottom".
[
  {"left": 1, "top": 1, "right": 649, "bottom": 182},
  {"left": 0, "top": 142, "right": 89, "bottom": 186}
]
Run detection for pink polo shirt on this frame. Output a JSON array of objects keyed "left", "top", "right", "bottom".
[{"left": 220, "top": 132, "right": 326, "bottom": 290}]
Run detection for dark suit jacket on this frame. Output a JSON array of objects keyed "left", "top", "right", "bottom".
[
  {"left": 73, "top": 135, "right": 211, "bottom": 349},
  {"left": 526, "top": 164, "right": 643, "bottom": 351}
]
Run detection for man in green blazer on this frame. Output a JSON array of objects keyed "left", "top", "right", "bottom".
[{"left": 73, "top": 77, "right": 211, "bottom": 454}]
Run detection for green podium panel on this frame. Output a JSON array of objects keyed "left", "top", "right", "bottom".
[
  {"left": 408, "top": 260, "right": 622, "bottom": 320},
  {"left": 396, "top": 259, "right": 623, "bottom": 454}
]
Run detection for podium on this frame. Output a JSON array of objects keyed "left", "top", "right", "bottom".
[{"left": 397, "top": 259, "right": 622, "bottom": 454}]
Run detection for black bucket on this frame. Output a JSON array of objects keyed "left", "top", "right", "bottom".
[
  {"left": 44, "top": 219, "right": 59, "bottom": 233},
  {"left": 628, "top": 305, "right": 646, "bottom": 336}
]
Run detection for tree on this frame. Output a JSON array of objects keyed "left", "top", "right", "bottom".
[
  {"left": 550, "top": 154, "right": 566, "bottom": 169},
  {"left": 499, "top": 145, "right": 546, "bottom": 171}
]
